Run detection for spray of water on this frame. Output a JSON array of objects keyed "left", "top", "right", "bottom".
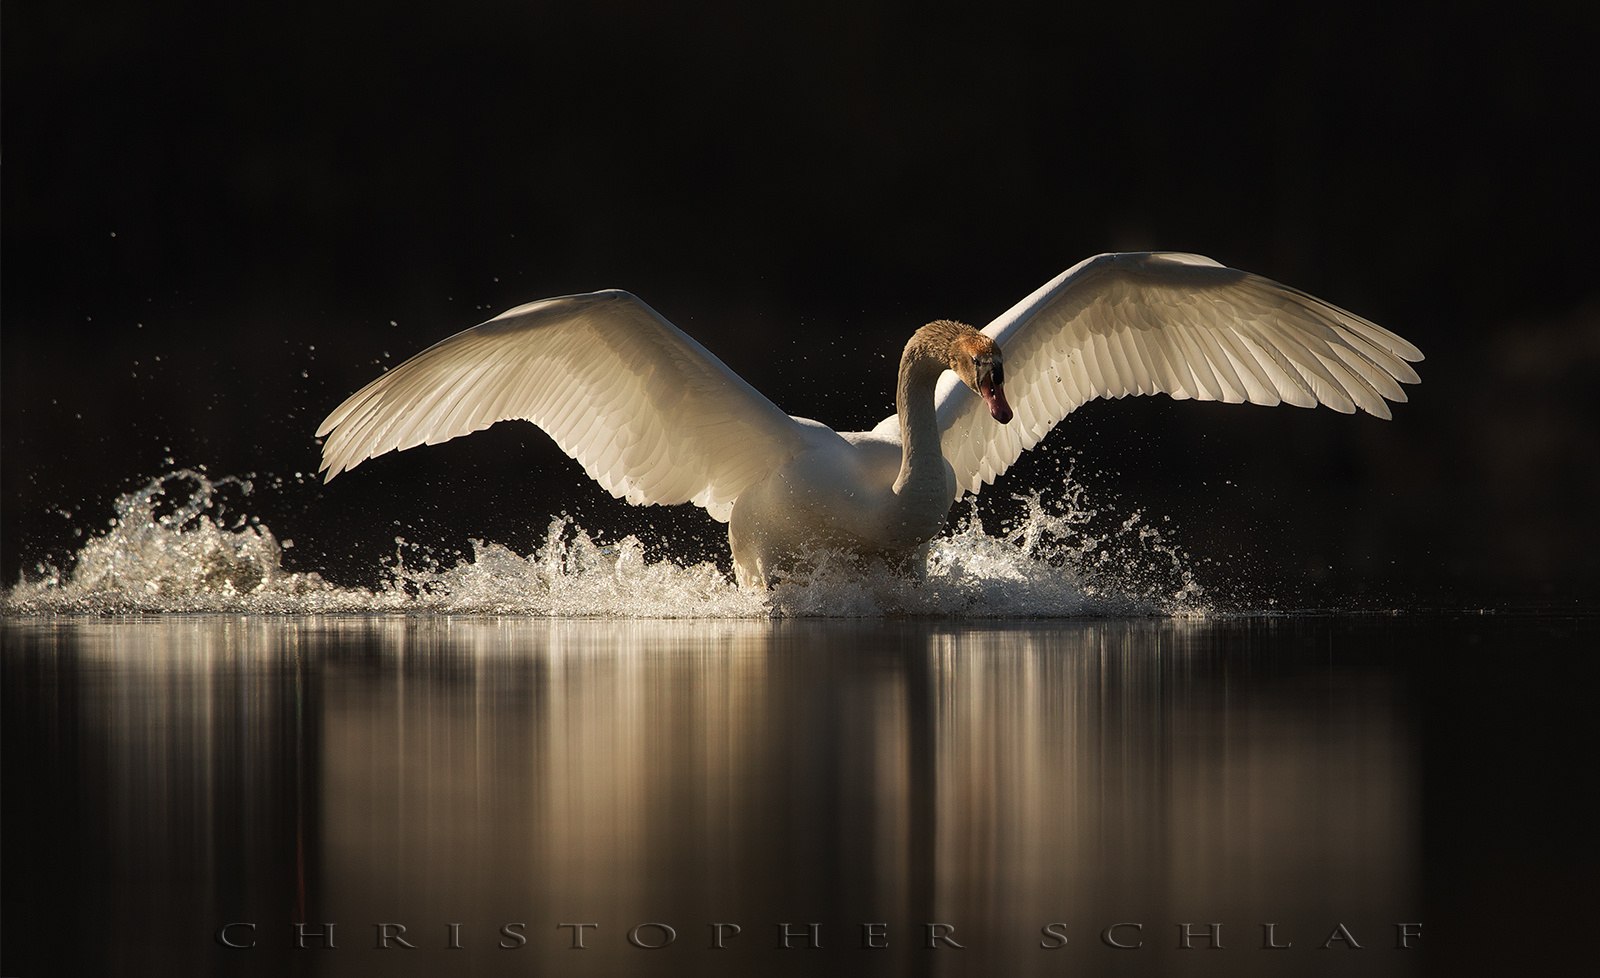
[{"left": 3, "top": 468, "right": 1210, "bottom": 617}]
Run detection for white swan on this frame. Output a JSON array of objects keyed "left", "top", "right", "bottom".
[{"left": 317, "top": 252, "right": 1423, "bottom": 586}]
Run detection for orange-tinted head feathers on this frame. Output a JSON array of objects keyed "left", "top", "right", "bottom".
[{"left": 945, "top": 326, "right": 1012, "bottom": 424}]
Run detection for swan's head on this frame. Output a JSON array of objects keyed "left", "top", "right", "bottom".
[{"left": 950, "top": 329, "right": 1013, "bottom": 424}]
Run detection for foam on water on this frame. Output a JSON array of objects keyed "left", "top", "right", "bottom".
[{"left": 2, "top": 469, "right": 1209, "bottom": 617}]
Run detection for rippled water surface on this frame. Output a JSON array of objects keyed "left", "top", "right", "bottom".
[{"left": 8, "top": 612, "right": 1589, "bottom": 977}]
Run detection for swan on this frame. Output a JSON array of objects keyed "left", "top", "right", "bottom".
[{"left": 316, "top": 252, "right": 1423, "bottom": 587}]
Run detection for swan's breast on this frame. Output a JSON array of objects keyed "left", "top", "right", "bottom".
[
  {"left": 724, "top": 422, "right": 966, "bottom": 585},
  {"left": 765, "top": 434, "right": 890, "bottom": 524},
  {"left": 727, "top": 430, "right": 885, "bottom": 559}
]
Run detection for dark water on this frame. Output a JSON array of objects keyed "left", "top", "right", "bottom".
[{"left": 3, "top": 613, "right": 1594, "bottom": 977}]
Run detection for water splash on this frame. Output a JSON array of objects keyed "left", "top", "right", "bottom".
[{"left": 3, "top": 469, "right": 1209, "bottom": 617}]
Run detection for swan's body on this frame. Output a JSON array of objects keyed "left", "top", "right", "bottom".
[{"left": 317, "top": 252, "right": 1423, "bottom": 586}]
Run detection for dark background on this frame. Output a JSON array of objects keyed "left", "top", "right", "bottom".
[{"left": 5, "top": 0, "right": 1598, "bottom": 606}]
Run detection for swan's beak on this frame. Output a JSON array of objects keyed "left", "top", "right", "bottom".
[{"left": 978, "top": 367, "right": 1013, "bottom": 424}]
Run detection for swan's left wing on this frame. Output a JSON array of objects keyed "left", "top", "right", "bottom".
[
  {"left": 316, "top": 290, "right": 812, "bottom": 522},
  {"left": 935, "top": 252, "right": 1425, "bottom": 497}
]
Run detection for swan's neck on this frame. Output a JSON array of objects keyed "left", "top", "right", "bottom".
[{"left": 892, "top": 324, "right": 959, "bottom": 497}]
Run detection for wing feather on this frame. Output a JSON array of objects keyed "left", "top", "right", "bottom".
[
  {"left": 1209, "top": 324, "right": 1279, "bottom": 405},
  {"left": 316, "top": 289, "right": 810, "bottom": 522},
  {"left": 933, "top": 252, "right": 1424, "bottom": 496},
  {"left": 1190, "top": 324, "right": 1249, "bottom": 402}
]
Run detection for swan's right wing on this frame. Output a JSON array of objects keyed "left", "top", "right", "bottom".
[
  {"left": 935, "top": 252, "right": 1424, "bottom": 497},
  {"left": 317, "top": 290, "right": 810, "bottom": 522}
]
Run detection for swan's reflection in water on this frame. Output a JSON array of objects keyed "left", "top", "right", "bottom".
[{"left": 6, "top": 617, "right": 1420, "bottom": 977}]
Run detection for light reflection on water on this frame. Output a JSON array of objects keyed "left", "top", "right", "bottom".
[{"left": 4, "top": 616, "right": 1421, "bottom": 977}]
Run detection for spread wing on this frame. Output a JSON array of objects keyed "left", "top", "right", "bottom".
[
  {"left": 316, "top": 289, "right": 811, "bottom": 522},
  {"left": 935, "top": 252, "right": 1425, "bottom": 497}
]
